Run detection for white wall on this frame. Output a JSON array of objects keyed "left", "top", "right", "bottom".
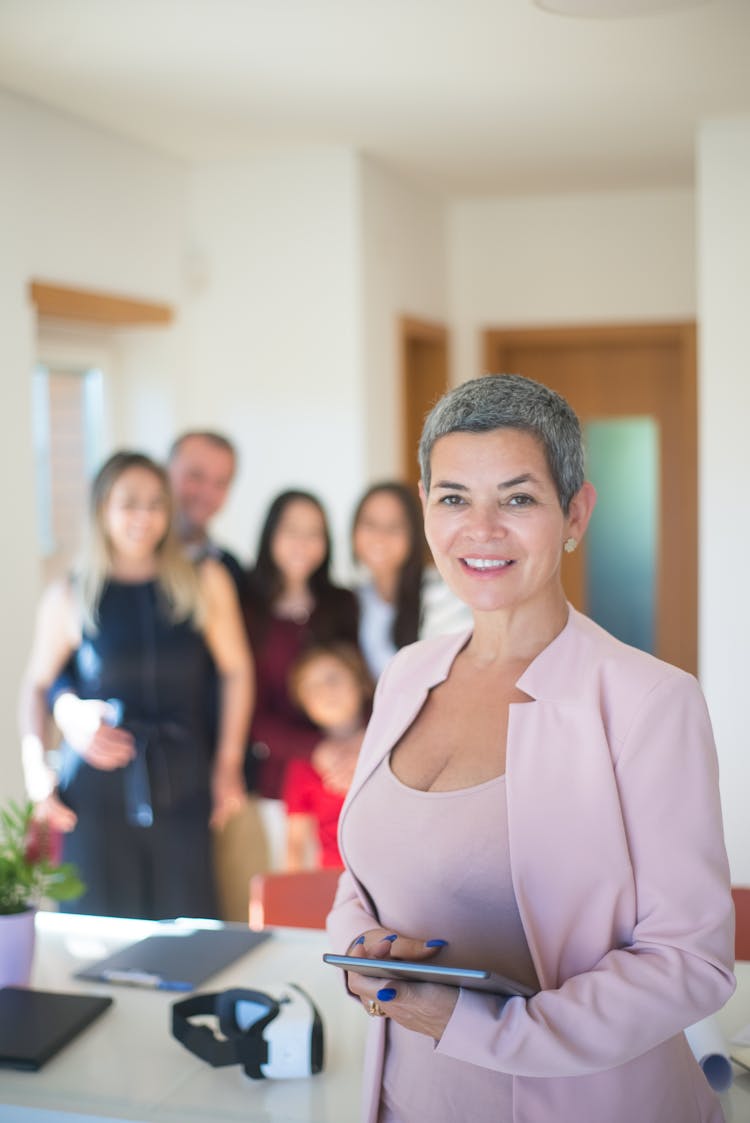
[
  {"left": 0, "top": 244, "right": 38, "bottom": 807},
  {"left": 448, "top": 188, "right": 696, "bottom": 379},
  {"left": 359, "top": 157, "right": 449, "bottom": 482},
  {"left": 697, "top": 116, "right": 750, "bottom": 884},
  {"left": 3, "top": 98, "right": 186, "bottom": 304},
  {"left": 0, "top": 91, "right": 187, "bottom": 807},
  {"left": 173, "top": 151, "right": 449, "bottom": 573},
  {"left": 176, "top": 148, "right": 365, "bottom": 573}
]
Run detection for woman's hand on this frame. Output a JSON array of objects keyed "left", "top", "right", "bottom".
[
  {"left": 210, "top": 760, "right": 248, "bottom": 830},
  {"left": 344, "top": 928, "right": 459, "bottom": 1041},
  {"left": 311, "top": 732, "right": 363, "bottom": 794},
  {"left": 356, "top": 977, "right": 459, "bottom": 1041},
  {"left": 33, "top": 791, "right": 78, "bottom": 832},
  {"left": 53, "top": 694, "right": 135, "bottom": 770}
]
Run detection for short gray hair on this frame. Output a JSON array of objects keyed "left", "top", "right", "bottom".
[
  {"left": 168, "top": 430, "right": 237, "bottom": 465},
  {"left": 418, "top": 374, "right": 584, "bottom": 514}
]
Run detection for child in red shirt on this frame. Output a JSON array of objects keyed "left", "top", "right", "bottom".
[{"left": 282, "top": 642, "right": 372, "bottom": 870}]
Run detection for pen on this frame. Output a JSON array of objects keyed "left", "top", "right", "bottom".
[{"left": 98, "top": 969, "right": 192, "bottom": 992}]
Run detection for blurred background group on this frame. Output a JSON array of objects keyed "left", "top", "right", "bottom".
[{"left": 19, "top": 431, "right": 470, "bottom": 923}]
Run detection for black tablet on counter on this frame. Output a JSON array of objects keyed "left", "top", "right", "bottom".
[
  {"left": 323, "top": 954, "right": 536, "bottom": 997},
  {"left": 0, "top": 987, "right": 113, "bottom": 1071}
]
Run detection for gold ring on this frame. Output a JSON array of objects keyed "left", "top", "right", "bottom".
[{"left": 367, "top": 999, "right": 386, "bottom": 1017}]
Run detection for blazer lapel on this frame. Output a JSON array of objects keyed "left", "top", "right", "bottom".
[{"left": 341, "top": 629, "right": 471, "bottom": 812}]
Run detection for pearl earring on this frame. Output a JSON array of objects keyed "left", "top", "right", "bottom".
[{"left": 564, "top": 537, "right": 577, "bottom": 554}]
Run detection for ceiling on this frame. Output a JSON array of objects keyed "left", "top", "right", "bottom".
[{"left": 1, "top": 0, "right": 750, "bottom": 197}]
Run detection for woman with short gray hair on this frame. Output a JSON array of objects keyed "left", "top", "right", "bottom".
[
  {"left": 328, "top": 374, "right": 734, "bottom": 1123},
  {"left": 418, "top": 372, "right": 584, "bottom": 511}
]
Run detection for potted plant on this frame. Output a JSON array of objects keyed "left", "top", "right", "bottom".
[{"left": 0, "top": 799, "right": 84, "bottom": 986}]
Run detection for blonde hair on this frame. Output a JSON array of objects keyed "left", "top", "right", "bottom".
[{"left": 77, "top": 451, "right": 204, "bottom": 633}]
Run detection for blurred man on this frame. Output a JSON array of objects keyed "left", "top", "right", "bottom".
[
  {"left": 167, "top": 431, "right": 243, "bottom": 593},
  {"left": 168, "top": 430, "right": 268, "bottom": 920}
]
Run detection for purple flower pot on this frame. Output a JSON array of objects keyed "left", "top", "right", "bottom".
[{"left": 0, "top": 907, "right": 36, "bottom": 987}]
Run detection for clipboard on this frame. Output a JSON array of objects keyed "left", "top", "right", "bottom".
[{"left": 76, "top": 927, "right": 270, "bottom": 990}]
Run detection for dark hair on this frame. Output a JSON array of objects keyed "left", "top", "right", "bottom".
[
  {"left": 167, "top": 430, "right": 237, "bottom": 464},
  {"left": 418, "top": 374, "right": 584, "bottom": 515},
  {"left": 352, "top": 481, "right": 424, "bottom": 649},
  {"left": 245, "top": 490, "right": 355, "bottom": 645},
  {"left": 288, "top": 641, "right": 374, "bottom": 713}
]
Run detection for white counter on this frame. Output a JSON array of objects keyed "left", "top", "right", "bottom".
[
  {"left": 1, "top": 912, "right": 749, "bottom": 1122},
  {"left": 0, "top": 913, "right": 365, "bottom": 1123}
]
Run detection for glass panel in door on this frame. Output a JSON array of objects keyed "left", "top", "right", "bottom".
[{"left": 583, "top": 416, "right": 659, "bottom": 655}]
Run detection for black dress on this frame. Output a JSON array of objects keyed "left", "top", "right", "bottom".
[{"left": 56, "top": 580, "right": 217, "bottom": 920}]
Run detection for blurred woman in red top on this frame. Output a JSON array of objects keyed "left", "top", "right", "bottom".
[{"left": 242, "top": 490, "right": 358, "bottom": 862}]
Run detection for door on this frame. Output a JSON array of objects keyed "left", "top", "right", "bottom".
[
  {"left": 483, "top": 323, "right": 697, "bottom": 674},
  {"left": 400, "top": 317, "right": 449, "bottom": 494}
]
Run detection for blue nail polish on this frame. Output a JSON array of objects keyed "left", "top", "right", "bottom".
[
  {"left": 425, "top": 939, "right": 448, "bottom": 948},
  {"left": 353, "top": 935, "right": 365, "bottom": 946},
  {"left": 383, "top": 934, "right": 398, "bottom": 943},
  {"left": 377, "top": 987, "right": 397, "bottom": 1002}
]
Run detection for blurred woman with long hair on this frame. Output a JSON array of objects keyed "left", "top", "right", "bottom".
[
  {"left": 351, "top": 481, "right": 470, "bottom": 679},
  {"left": 242, "top": 489, "right": 358, "bottom": 863},
  {"left": 19, "top": 451, "right": 252, "bottom": 919}
]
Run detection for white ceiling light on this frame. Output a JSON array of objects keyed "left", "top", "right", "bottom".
[{"left": 532, "top": 0, "right": 712, "bottom": 17}]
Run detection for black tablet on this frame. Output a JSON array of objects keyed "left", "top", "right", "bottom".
[
  {"left": 0, "top": 987, "right": 113, "bottom": 1071},
  {"left": 323, "top": 954, "right": 536, "bottom": 997}
]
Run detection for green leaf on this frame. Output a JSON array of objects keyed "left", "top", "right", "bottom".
[{"left": 0, "top": 798, "right": 85, "bottom": 914}]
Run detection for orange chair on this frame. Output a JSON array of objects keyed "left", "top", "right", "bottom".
[
  {"left": 732, "top": 887, "right": 750, "bottom": 961},
  {"left": 248, "top": 867, "right": 344, "bottom": 931}
]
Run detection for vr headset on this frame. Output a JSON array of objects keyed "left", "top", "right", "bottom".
[{"left": 172, "top": 982, "right": 324, "bottom": 1080}]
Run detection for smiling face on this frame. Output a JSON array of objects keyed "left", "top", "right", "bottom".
[
  {"left": 270, "top": 498, "right": 328, "bottom": 587},
  {"left": 420, "top": 428, "right": 594, "bottom": 626},
  {"left": 353, "top": 490, "right": 413, "bottom": 583},
  {"left": 168, "top": 436, "right": 235, "bottom": 541},
  {"left": 294, "top": 653, "right": 364, "bottom": 732},
  {"left": 102, "top": 465, "right": 170, "bottom": 563}
]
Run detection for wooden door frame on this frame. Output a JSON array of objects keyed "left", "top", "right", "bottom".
[
  {"left": 29, "top": 280, "right": 173, "bottom": 325},
  {"left": 399, "top": 315, "right": 449, "bottom": 488},
  {"left": 483, "top": 322, "right": 698, "bottom": 673}
]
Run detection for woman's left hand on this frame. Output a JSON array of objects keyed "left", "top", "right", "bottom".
[
  {"left": 345, "top": 929, "right": 459, "bottom": 1041},
  {"left": 351, "top": 974, "right": 459, "bottom": 1041},
  {"left": 210, "top": 763, "right": 247, "bottom": 830}
]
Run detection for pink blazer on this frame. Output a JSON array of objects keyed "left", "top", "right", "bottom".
[{"left": 327, "top": 608, "right": 736, "bottom": 1123}]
